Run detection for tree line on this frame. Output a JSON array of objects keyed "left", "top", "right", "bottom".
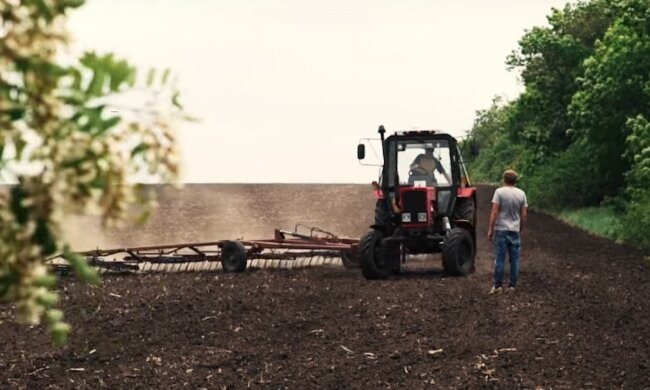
[{"left": 465, "top": 0, "right": 650, "bottom": 248}]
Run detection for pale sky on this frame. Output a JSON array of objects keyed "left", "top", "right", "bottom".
[{"left": 68, "top": 0, "right": 570, "bottom": 183}]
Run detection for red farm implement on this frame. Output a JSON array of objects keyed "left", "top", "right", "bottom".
[{"left": 48, "top": 225, "right": 360, "bottom": 274}]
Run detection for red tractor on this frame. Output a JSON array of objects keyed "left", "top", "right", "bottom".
[{"left": 356, "top": 126, "right": 477, "bottom": 279}]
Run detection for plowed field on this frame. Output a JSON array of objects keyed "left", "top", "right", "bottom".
[{"left": 1, "top": 184, "right": 649, "bottom": 389}]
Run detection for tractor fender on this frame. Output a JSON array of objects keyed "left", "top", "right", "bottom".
[{"left": 457, "top": 187, "right": 476, "bottom": 198}]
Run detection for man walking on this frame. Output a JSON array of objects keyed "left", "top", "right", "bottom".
[{"left": 487, "top": 169, "right": 528, "bottom": 294}]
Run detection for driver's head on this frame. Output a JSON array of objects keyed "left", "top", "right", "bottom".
[{"left": 424, "top": 147, "right": 434, "bottom": 156}]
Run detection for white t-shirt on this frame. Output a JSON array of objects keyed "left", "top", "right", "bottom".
[{"left": 492, "top": 186, "right": 528, "bottom": 232}]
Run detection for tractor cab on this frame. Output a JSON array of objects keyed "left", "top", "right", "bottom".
[{"left": 356, "top": 126, "right": 476, "bottom": 280}]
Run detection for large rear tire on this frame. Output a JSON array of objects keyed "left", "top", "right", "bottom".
[
  {"left": 221, "top": 241, "right": 247, "bottom": 273},
  {"left": 442, "top": 228, "right": 474, "bottom": 276},
  {"left": 360, "top": 230, "right": 396, "bottom": 280}
]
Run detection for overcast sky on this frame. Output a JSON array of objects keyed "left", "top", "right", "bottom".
[{"left": 68, "top": 0, "right": 571, "bottom": 183}]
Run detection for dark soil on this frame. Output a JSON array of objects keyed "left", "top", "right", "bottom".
[{"left": 1, "top": 184, "right": 649, "bottom": 389}]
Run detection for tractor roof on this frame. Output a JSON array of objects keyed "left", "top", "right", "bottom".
[
  {"left": 388, "top": 130, "right": 458, "bottom": 143},
  {"left": 395, "top": 130, "right": 440, "bottom": 136}
]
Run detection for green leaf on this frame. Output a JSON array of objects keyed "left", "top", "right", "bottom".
[
  {"left": 10, "top": 185, "right": 29, "bottom": 225},
  {"left": 13, "top": 134, "right": 27, "bottom": 160},
  {"left": 126, "top": 68, "right": 137, "bottom": 87},
  {"left": 33, "top": 218, "right": 58, "bottom": 256},
  {"left": 50, "top": 321, "right": 70, "bottom": 346},
  {"left": 161, "top": 68, "right": 171, "bottom": 85},
  {"left": 101, "top": 116, "right": 121, "bottom": 131},
  {"left": 80, "top": 51, "right": 98, "bottom": 68},
  {"left": 130, "top": 143, "right": 150, "bottom": 158},
  {"left": 36, "top": 291, "right": 59, "bottom": 307},
  {"left": 88, "top": 176, "right": 107, "bottom": 190},
  {"left": 87, "top": 68, "right": 106, "bottom": 97},
  {"left": 0, "top": 271, "right": 18, "bottom": 299},
  {"left": 171, "top": 90, "right": 183, "bottom": 109},
  {"left": 146, "top": 68, "right": 156, "bottom": 87},
  {"left": 108, "top": 60, "right": 134, "bottom": 91},
  {"left": 46, "top": 309, "right": 64, "bottom": 324},
  {"left": 69, "top": 67, "right": 83, "bottom": 90},
  {"left": 61, "top": 90, "right": 86, "bottom": 106},
  {"left": 34, "top": 274, "right": 57, "bottom": 288},
  {"left": 33, "top": 0, "right": 54, "bottom": 21},
  {"left": 63, "top": 250, "right": 99, "bottom": 285},
  {"left": 61, "top": 0, "right": 85, "bottom": 9},
  {"left": 3, "top": 107, "right": 26, "bottom": 121},
  {"left": 80, "top": 105, "right": 105, "bottom": 133}
]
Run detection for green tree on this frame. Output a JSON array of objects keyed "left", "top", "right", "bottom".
[
  {"left": 506, "top": 0, "right": 616, "bottom": 158},
  {"left": 621, "top": 115, "right": 650, "bottom": 247},
  {"left": 569, "top": 0, "right": 650, "bottom": 197},
  {"left": 0, "top": 0, "right": 184, "bottom": 344},
  {"left": 467, "top": 97, "right": 525, "bottom": 183}
]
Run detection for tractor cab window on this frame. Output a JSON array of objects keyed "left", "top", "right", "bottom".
[{"left": 396, "top": 140, "right": 452, "bottom": 187}]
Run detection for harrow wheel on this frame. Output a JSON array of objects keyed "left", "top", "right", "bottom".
[
  {"left": 360, "top": 229, "right": 396, "bottom": 280},
  {"left": 221, "top": 241, "right": 248, "bottom": 273},
  {"left": 341, "top": 250, "right": 361, "bottom": 269},
  {"left": 442, "top": 227, "right": 474, "bottom": 276}
]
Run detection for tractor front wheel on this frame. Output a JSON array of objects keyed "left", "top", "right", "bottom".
[
  {"left": 221, "top": 241, "right": 248, "bottom": 273},
  {"left": 442, "top": 228, "right": 474, "bottom": 276},
  {"left": 360, "top": 229, "right": 396, "bottom": 280}
]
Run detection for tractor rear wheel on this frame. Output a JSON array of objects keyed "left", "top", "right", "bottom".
[
  {"left": 221, "top": 241, "right": 247, "bottom": 273},
  {"left": 360, "top": 229, "right": 396, "bottom": 280},
  {"left": 341, "top": 251, "right": 361, "bottom": 269},
  {"left": 442, "top": 228, "right": 474, "bottom": 276}
]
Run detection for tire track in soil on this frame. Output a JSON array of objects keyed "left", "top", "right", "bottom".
[{"left": 1, "top": 184, "right": 649, "bottom": 389}]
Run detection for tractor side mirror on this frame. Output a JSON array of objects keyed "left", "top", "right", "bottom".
[{"left": 357, "top": 144, "right": 366, "bottom": 160}]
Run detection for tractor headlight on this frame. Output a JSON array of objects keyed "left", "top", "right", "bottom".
[
  {"left": 418, "top": 212, "right": 427, "bottom": 222},
  {"left": 401, "top": 213, "right": 412, "bottom": 223}
]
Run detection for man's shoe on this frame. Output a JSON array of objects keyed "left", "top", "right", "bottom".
[
  {"left": 488, "top": 286, "right": 503, "bottom": 295},
  {"left": 506, "top": 287, "right": 516, "bottom": 293}
]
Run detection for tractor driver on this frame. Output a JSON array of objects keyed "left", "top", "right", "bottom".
[{"left": 410, "top": 147, "right": 452, "bottom": 184}]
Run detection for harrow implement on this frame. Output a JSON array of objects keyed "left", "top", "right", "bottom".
[{"left": 49, "top": 225, "right": 361, "bottom": 274}]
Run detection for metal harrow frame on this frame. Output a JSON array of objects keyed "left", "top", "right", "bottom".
[{"left": 49, "top": 225, "right": 360, "bottom": 274}]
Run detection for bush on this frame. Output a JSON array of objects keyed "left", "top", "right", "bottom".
[
  {"left": 620, "top": 191, "right": 650, "bottom": 249},
  {"left": 469, "top": 135, "right": 525, "bottom": 184},
  {"left": 519, "top": 141, "right": 604, "bottom": 209}
]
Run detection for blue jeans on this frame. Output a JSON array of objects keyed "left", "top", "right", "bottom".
[{"left": 493, "top": 230, "right": 521, "bottom": 288}]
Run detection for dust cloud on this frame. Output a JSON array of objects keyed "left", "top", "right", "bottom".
[{"left": 63, "top": 184, "right": 377, "bottom": 251}]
